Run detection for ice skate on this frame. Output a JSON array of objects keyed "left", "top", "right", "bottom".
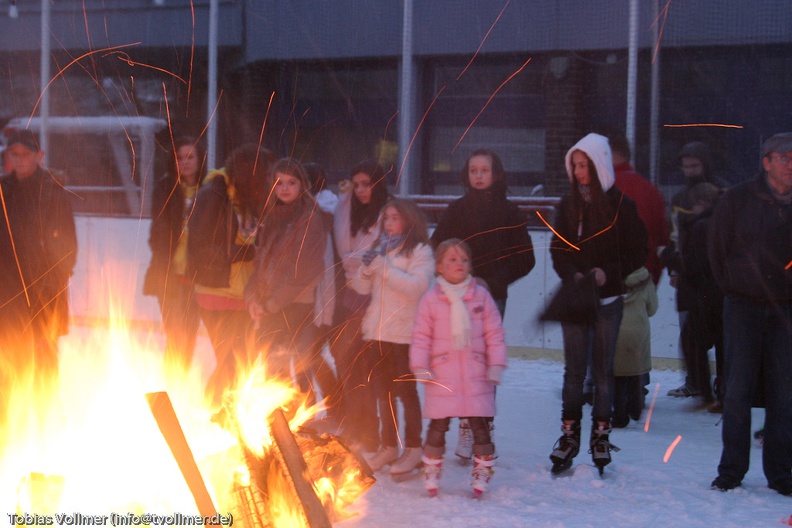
[
  {"left": 389, "top": 447, "right": 424, "bottom": 481},
  {"left": 589, "top": 420, "right": 620, "bottom": 476},
  {"left": 367, "top": 445, "right": 398, "bottom": 472},
  {"left": 550, "top": 419, "right": 580, "bottom": 475},
  {"left": 454, "top": 418, "right": 474, "bottom": 464},
  {"left": 471, "top": 455, "right": 495, "bottom": 499},
  {"left": 421, "top": 454, "right": 443, "bottom": 497},
  {"left": 471, "top": 454, "right": 495, "bottom": 498}
]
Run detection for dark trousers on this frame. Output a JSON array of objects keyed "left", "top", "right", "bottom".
[
  {"left": 718, "top": 296, "right": 792, "bottom": 486},
  {"left": 295, "top": 323, "right": 341, "bottom": 412},
  {"left": 158, "top": 277, "right": 201, "bottom": 372},
  {"left": 370, "top": 340, "right": 423, "bottom": 448},
  {"left": 425, "top": 417, "right": 495, "bottom": 456},
  {"left": 256, "top": 303, "right": 337, "bottom": 403},
  {"left": 561, "top": 297, "right": 623, "bottom": 423},
  {"left": 680, "top": 300, "right": 723, "bottom": 402},
  {"left": 330, "top": 301, "right": 380, "bottom": 450},
  {"left": 613, "top": 375, "right": 644, "bottom": 423},
  {"left": 199, "top": 307, "right": 252, "bottom": 406}
]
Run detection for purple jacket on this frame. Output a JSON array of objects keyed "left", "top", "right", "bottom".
[{"left": 409, "top": 279, "right": 507, "bottom": 419}]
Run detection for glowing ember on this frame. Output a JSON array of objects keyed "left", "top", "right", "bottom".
[{"left": 663, "top": 435, "right": 683, "bottom": 463}]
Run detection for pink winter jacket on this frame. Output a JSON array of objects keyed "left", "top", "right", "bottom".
[{"left": 409, "top": 279, "right": 507, "bottom": 419}]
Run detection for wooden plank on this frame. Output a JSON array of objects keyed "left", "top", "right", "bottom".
[
  {"left": 145, "top": 391, "right": 217, "bottom": 517},
  {"left": 266, "top": 408, "right": 332, "bottom": 528}
]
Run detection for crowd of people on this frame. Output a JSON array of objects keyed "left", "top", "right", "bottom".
[
  {"left": 139, "top": 144, "right": 534, "bottom": 495},
  {"left": 1, "top": 128, "right": 790, "bottom": 499}
]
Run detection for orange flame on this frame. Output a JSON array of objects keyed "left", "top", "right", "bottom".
[{"left": 2, "top": 285, "right": 369, "bottom": 523}]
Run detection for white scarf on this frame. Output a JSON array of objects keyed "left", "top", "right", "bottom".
[{"left": 437, "top": 275, "right": 472, "bottom": 350}]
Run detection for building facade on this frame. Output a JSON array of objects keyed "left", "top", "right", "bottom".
[{"left": 1, "top": 0, "right": 790, "bottom": 214}]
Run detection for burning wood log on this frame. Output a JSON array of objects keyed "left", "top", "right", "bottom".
[
  {"left": 293, "top": 425, "right": 376, "bottom": 519},
  {"left": 226, "top": 405, "right": 376, "bottom": 527},
  {"left": 145, "top": 391, "right": 218, "bottom": 517},
  {"left": 146, "top": 389, "right": 374, "bottom": 527},
  {"left": 261, "top": 408, "right": 332, "bottom": 528}
]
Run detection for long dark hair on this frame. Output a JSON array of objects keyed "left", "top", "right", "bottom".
[
  {"left": 225, "top": 144, "right": 276, "bottom": 219},
  {"left": 459, "top": 148, "right": 508, "bottom": 199},
  {"left": 167, "top": 136, "right": 206, "bottom": 184},
  {"left": 564, "top": 150, "right": 615, "bottom": 231},
  {"left": 350, "top": 159, "right": 389, "bottom": 236},
  {"left": 378, "top": 198, "right": 429, "bottom": 258}
]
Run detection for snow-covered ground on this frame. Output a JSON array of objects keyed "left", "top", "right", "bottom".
[
  {"left": 338, "top": 360, "right": 785, "bottom": 528},
  {"left": 55, "top": 216, "right": 785, "bottom": 527}
]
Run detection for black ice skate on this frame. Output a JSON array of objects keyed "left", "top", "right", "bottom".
[
  {"left": 550, "top": 419, "right": 580, "bottom": 475},
  {"left": 589, "top": 420, "right": 620, "bottom": 476}
]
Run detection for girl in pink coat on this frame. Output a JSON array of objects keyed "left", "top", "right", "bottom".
[{"left": 410, "top": 238, "right": 508, "bottom": 498}]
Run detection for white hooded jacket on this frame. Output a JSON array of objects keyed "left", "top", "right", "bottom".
[{"left": 564, "top": 132, "right": 615, "bottom": 193}]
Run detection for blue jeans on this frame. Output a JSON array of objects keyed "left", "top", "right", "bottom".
[
  {"left": 717, "top": 296, "right": 792, "bottom": 486},
  {"left": 561, "top": 297, "right": 623, "bottom": 423}
]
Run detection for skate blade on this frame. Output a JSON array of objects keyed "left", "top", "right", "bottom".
[
  {"left": 550, "top": 460, "right": 574, "bottom": 477},
  {"left": 390, "top": 470, "right": 422, "bottom": 483}
]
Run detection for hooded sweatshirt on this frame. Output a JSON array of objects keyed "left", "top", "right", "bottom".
[{"left": 550, "top": 133, "right": 648, "bottom": 300}]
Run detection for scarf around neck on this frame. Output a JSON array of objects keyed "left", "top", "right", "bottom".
[{"left": 437, "top": 275, "right": 472, "bottom": 350}]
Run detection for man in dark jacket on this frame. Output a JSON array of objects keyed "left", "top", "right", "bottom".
[
  {"left": 666, "top": 141, "right": 730, "bottom": 397},
  {"left": 709, "top": 133, "right": 792, "bottom": 496},
  {"left": 0, "top": 130, "right": 77, "bottom": 391}
]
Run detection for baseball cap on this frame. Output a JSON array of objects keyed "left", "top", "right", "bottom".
[
  {"left": 6, "top": 129, "right": 41, "bottom": 152},
  {"left": 762, "top": 133, "right": 792, "bottom": 157}
]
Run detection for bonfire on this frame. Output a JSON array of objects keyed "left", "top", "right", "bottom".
[{"left": 1, "top": 306, "right": 374, "bottom": 527}]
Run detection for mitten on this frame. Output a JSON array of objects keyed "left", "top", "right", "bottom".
[{"left": 487, "top": 365, "right": 504, "bottom": 385}]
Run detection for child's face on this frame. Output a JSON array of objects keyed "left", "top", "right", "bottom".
[
  {"left": 468, "top": 154, "right": 494, "bottom": 190},
  {"left": 352, "top": 172, "right": 373, "bottom": 204},
  {"left": 437, "top": 246, "right": 471, "bottom": 284},
  {"left": 382, "top": 206, "right": 404, "bottom": 236},
  {"left": 274, "top": 172, "right": 302, "bottom": 205}
]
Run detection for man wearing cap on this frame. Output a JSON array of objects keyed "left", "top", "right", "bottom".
[
  {"left": 665, "top": 141, "right": 731, "bottom": 398},
  {"left": 0, "top": 130, "right": 77, "bottom": 390},
  {"left": 708, "top": 133, "right": 792, "bottom": 495}
]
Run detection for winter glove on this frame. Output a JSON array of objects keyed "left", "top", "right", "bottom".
[
  {"left": 361, "top": 246, "right": 379, "bottom": 267},
  {"left": 487, "top": 365, "right": 505, "bottom": 385}
]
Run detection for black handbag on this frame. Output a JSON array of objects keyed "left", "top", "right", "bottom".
[{"left": 540, "top": 273, "right": 600, "bottom": 325}]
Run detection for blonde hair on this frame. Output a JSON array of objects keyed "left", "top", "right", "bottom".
[{"left": 434, "top": 238, "right": 471, "bottom": 266}]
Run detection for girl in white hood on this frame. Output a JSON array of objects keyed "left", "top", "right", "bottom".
[{"left": 547, "top": 133, "right": 647, "bottom": 476}]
